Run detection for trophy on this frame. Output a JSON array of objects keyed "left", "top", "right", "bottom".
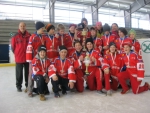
[
  {"left": 84, "top": 52, "right": 90, "bottom": 76},
  {"left": 81, "top": 29, "right": 87, "bottom": 51}
]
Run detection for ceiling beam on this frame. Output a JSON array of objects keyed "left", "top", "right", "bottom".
[{"left": 130, "top": 0, "right": 150, "bottom": 14}]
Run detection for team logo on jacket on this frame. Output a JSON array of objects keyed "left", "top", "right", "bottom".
[{"left": 142, "top": 40, "right": 150, "bottom": 53}]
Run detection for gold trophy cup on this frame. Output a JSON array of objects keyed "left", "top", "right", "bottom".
[
  {"left": 81, "top": 29, "right": 87, "bottom": 51},
  {"left": 84, "top": 52, "right": 90, "bottom": 75}
]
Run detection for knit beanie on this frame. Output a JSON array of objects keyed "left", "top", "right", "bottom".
[
  {"left": 103, "top": 23, "right": 110, "bottom": 32},
  {"left": 45, "top": 23, "right": 55, "bottom": 32},
  {"left": 38, "top": 45, "right": 47, "bottom": 52},
  {"left": 77, "top": 23, "right": 85, "bottom": 30},
  {"left": 85, "top": 38, "right": 94, "bottom": 45},
  {"left": 69, "top": 24, "right": 77, "bottom": 28},
  {"left": 129, "top": 29, "right": 136, "bottom": 36},
  {"left": 35, "top": 21, "right": 45, "bottom": 30},
  {"left": 59, "top": 45, "right": 67, "bottom": 52}
]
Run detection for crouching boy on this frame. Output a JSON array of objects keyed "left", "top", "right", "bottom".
[
  {"left": 48, "top": 45, "right": 76, "bottom": 98},
  {"left": 32, "top": 45, "right": 51, "bottom": 101}
]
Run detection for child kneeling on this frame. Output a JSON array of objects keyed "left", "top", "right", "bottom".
[
  {"left": 48, "top": 45, "right": 76, "bottom": 97},
  {"left": 32, "top": 45, "right": 51, "bottom": 101}
]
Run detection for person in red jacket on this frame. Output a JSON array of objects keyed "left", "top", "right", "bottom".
[
  {"left": 102, "top": 42, "right": 123, "bottom": 95},
  {"left": 129, "top": 29, "right": 142, "bottom": 57},
  {"left": 69, "top": 41, "right": 86, "bottom": 92},
  {"left": 114, "top": 27, "right": 132, "bottom": 54},
  {"left": 48, "top": 45, "right": 76, "bottom": 98},
  {"left": 83, "top": 38, "right": 103, "bottom": 93},
  {"left": 32, "top": 45, "right": 50, "bottom": 101},
  {"left": 11, "top": 22, "right": 30, "bottom": 92},
  {"left": 45, "top": 23, "right": 59, "bottom": 61},
  {"left": 89, "top": 27, "right": 102, "bottom": 54},
  {"left": 102, "top": 23, "right": 116, "bottom": 55},
  {"left": 26, "top": 21, "right": 48, "bottom": 97},
  {"left": 55, "top": 24, "right": 74, "bottom": 55},
  {"left": 117, "top": 42, "right": 150, "bottom": 94},
  {"left": 111, "top": 23, "right": 119, "bottom": 39}
]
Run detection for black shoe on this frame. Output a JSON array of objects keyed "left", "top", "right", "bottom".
[
  {"left": 54, "top": 93, "right": 60, "bottom": 98},
  {"left": 44, "top": 90, "right": 50, "bottom": 95},
  {"left": 62, "top": 90, "right": 67, "bottom": 95},
  {"left": 32, "top": 88, "right": 39, "bottom": 95},
  {"left": 85, "top": 85, "right": 89, "bottom": 89},
  {"left": 17, "top": 88, "right": 22, "bottom": 92}
]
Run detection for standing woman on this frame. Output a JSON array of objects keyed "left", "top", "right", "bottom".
[
  {"left": 95, "top": 21, "right": 103, "bottom": 39},
  {"left": 111, "top": 23, "right": 119, "bottom": 39},
  {"left": 129, "top": 29, "right": 142, "bottom": 57},
  {"left": 114, "top": 27, "right": 132, "bottom": 54}
]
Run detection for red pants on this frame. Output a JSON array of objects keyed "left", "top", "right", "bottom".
[
  {"left": 117, "top": 71, "right": 148, "bottom": 94},
  {"left": 104, "top": 74, "right": 119, "bottom": 91},
  {"left": 75, "top": 69, "right": 84, "bottom": 92},
  {"left": 87, "top": 68, "right": 103, "bottom": 91}
]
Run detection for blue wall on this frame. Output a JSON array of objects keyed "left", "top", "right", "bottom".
[{"left": 0, "top": 44, "right": 9, "bottom": 63}]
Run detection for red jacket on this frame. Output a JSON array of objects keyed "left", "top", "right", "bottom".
[
  {"left": 32, "top": 55, "right": 51, "bottom": 76},
  {"left": 57, "top": 33, "right": 74, "bottom": 54},
  {"left": 102, "top": 34, "right": 116, "bottom": 55},
  {"left": 131, "top": 39, "right": 142, "bottom": 58},
  {"left": 45, "top": 34, "right": 59, "bottom": 61},
  {"left": 111, "top": 31, "right": 119, "bottom": 39},
  {"left": 121, "top": 52, "right": 144, "bottom": 81},
  {"left": 11, "top": 30, "right": 30, "bottom": 63},
  {"left": 102, "top": 52, "right": 123, "bottom": 76},
  {"left": 76, "top": 30, "right": 91, "bottom": 43},
  {"left": 69, "top": 49, "right": 86, "bottom": 70},
  {"left": 48, "top": 57, "right": 76, "bottom": 82},
  {"left": 26, "top": 33, "right": 47, "bottom": 62},
  {"left": 114, "top": 36, "right": 132, "bottom": 53},
  {"left": 90, "top": 37, "right": 102, "bottom": 54}
]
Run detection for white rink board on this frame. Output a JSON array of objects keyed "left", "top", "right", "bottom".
[{"left": 138, "top": 39, "right": 150, "bottom": 76}]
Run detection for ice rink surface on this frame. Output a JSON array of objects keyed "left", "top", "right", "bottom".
[{"left": 0, "top": 66, "right": 150, "bottom": 113}]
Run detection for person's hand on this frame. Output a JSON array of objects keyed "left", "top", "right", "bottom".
[
  {"left": 68, "top": 82, "right": 74, "bottom": 89},
  {"left": 45, "top": 77, "right": 49, "bottom": 83},
  {"left": 79, "top": 55, "right": 84, "bottom": 62},
  {"left": 103, "top": 46, "right": 109, "bottom": 50},
  {"left": 52, "top": 75, "right": 58, "bottom": 81},
  {"left": 84, "top": 75, "right": 88, "bottom": 81},
  {"left": 104, "top": 68, "right": 109, "bottom": 74},
  {"left": 91, "top": 57, "right": 96, "bottom": 63},
  {"left": 55, "top": 34, "right": 59, "bottom": 38}
]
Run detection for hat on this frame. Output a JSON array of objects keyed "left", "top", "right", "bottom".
[
  {"left": 81, "top": 18, "right": 88, "bottom": 23},
  {"left": 90, "top": 26, "right": 96, "bottom": 31},
  {"left": 103, "top": 23, "right": 110, "bottom": 32},
  {"left": 77, "top": 23, "right": 85, "bottom": 30},
  {"left": 35, "top": 21, "right": 45, "bottom": 30},
  {"left": 129, "top": 29, "right": 136, "bottom": 36},
  {"left": 85, "top": 38, "right": 93, "bottom": 45},
  {"left": 38, "top": 45, "right": 47, "bottom": 52},
  {"left": 59, "top": 45, "right": 67, "bottom": 52},
  {"left": 122, "top": 42, "right": 132, "bottom": 47},
  {"left": 96, "top": 22, "right": 102, "bottom": 26},
  {"left": 45, "top": 23, "right": 55, "bottom": 32},
  {"left": 69, "top": 24, "right": 77, "bottom": 28},
  {"left": 109, "top": 42, "right": 116, "bottom": 48}
]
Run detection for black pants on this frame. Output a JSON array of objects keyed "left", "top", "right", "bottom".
[
  {"left": 34, "top": 75, "right": 47, "bottom": 94},
  {"left": 51, "top": 75, "right": 70, "bottom": 93},
  {"left": 16, "top": 62, "right": 29, "bottom": 89}
]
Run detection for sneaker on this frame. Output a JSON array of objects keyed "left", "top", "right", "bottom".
[
  {"left": 32, "top": 88, "right": 39, "bottom": 95},
  {"left": 121, "top": 89, "right": 129, "bottom": 94},
  {"left": 24, "top": 88, "right": 28, "bottom": 93},
  {"left": 106, "top": 90, "right": 112, "bottom": 96},
  {"left": 28, "top": 92, "right": 33, "bottom": 97},
  {"left": 97, "top": 90, "right": 105, "bottom": 94},
  {"left": 17, "top": 88, "right": 22, "bottom": 92},
  {"left": 102, "top": 88, "right": 107, "bottom": 93},
  {"left": 39, "top": 94, "right": 46, "bottom": 101},
  {"left": 54, "top": 93, "right": 60, "bottom": 98},
  {"left": 62, "top": 90, "right": 67, "bottom": 95}
]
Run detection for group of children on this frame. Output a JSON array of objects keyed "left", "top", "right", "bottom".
[{"left": 19, "top": 18, "right": 150, "bottom": 101}]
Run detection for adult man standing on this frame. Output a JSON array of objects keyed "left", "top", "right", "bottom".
[{"left": 11, "top": 22, "right": 30, "bottom": 92}]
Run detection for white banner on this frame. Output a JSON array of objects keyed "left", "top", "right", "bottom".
[{"left": 138, "top": 39, "right": 150, "bottom": 76}]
